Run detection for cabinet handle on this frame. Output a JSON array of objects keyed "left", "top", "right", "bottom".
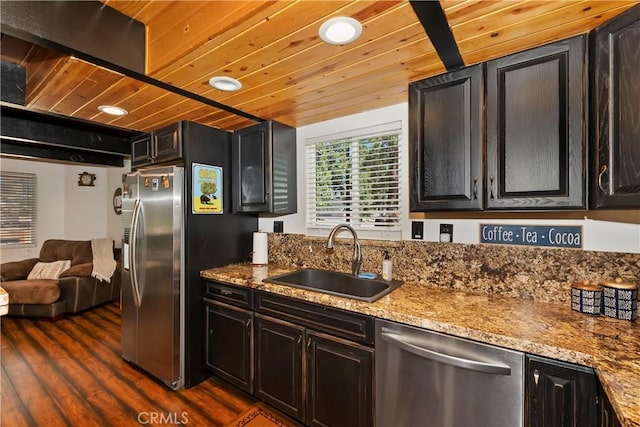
[
  {"left": 598, "top": 164, "right": 608, "bottom": 195},
  {"left": 473, "top": 177, "right": 478, "bottom": 200},
  {"left": 209, "top": 329, "right": 214, "bottom": 335},
  {"left": 489, "top": 175, "right": 495, "bottom": 201},
  {"left": 533, "top": 369, "right": 539, "bottom": 386},
  {"left": 245, "top": 318, "right": 251, "bottom": 328},
  {"left": 297, "top": 336, "right": 302, "bottom": 347},
  {"left": 306, "top": 337, "right": 312, "bottom": 350},
  {"left": 220, "top": 289, "right": 233, "bottom": 296}
]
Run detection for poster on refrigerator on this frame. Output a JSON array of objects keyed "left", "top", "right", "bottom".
[{"left": 192, "top": 163, "right": 223, "bottom": 214}]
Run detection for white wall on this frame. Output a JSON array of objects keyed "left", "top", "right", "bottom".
[
  {"left": 0, "top": 158, "right": 130, "bottom": 263},
  {"left": 259, "top": 102, "right": 640, "bottom": 254}
]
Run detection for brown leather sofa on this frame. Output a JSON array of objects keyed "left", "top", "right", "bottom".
[{"left": 0, "top": 239, "right": 120, "bottom": 319}]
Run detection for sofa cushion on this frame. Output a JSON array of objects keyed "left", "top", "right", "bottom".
[
  {"left": 40, "top": 240, "right": 92, "bottom": 266},
  {"left": 59, "top": 262, "right": 93, "bottom": 278},
  {"left": 27, "top": 260, "right": 71, "bottom": 280},
  {"left": 2, "top": 279, "right": 61, "bottom": 304}
]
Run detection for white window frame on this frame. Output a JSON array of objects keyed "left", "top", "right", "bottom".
[
  {"left": 305, "top": 121, "right": 403, "bottom": 240},
  {"left": 0, "top": 171, "right": 37, "bottom": 247}
]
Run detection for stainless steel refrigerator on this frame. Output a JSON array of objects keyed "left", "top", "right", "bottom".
[
  {"left": 121, "top": 165, "right": 185, "bottom": 389},
  {"left": 120, "top": 121, "right": 257, "bottom": 389}
]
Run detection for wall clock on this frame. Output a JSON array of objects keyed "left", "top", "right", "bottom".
[
  {"left": 78, "top": 171, "right": 96, "bottom": 186},
  {"left": 113, "top": 187, "right": 122, "bottom": 215}
]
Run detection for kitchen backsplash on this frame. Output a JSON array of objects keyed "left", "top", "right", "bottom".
[{"left": 267, "top": 233, "right": 640, "bottom": 305}]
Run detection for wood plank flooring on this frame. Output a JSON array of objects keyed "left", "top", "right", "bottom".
[{"left": 1, "top": 302, "right": 256, "bottom": 426}]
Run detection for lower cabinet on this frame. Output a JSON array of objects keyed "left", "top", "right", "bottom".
[
  {"left": 254, "top": 314, "right": 305, "bottom": 420},
  {"left": 204, "top": 280, "right": 374, "bottom": 427},
  {"left": 205, "top": 299, "right": 253, "bottom": 393},
  {"left": 306, "top": 330, "right": 373, "bottom": 427},
  {"left": 525, "top": 355, "right": 598, "bottom": 427},
  {"left": 597, "top": 381, "right": 622, "bottom": 427},
  {"left": 253, "top": 314, "right": 374, "bottom": 427}
]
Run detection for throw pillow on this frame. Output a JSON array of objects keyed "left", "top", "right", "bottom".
[{"left": 27, "top": 260, "right": 71, "bottom": 280}]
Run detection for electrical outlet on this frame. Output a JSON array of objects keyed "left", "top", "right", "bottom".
[
  {"left": 273, "top": 221, "right": 284, "bottom": 233},
  {"left": 411, "top": 221, "right": 423, "bottom": 240},
  {"left": 439, "top": 224, "right": 453, "bottom": 242}
]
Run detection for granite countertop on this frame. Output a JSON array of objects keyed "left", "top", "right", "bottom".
[{"left": 201, "top": 263, "right": 640, "bottom": 427}]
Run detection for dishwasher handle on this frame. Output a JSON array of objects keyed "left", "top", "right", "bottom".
[{"left": 381, "top": 331, "right": 512, "bottom": 376}]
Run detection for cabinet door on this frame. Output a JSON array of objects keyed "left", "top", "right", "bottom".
[
  {"left": 153, "top": 122, "right": 182, "bottom": 164},
  {"left": 409, "top": 64, "right": 484, "bottom": 211},
  {"left": 131, "top": 134, "right": 152, "bottom": 168},
  {"left": 254, "top": 314, "right": 305, "bottom": 421},
  {"left": 526, "top": 355, "right": 597, "bottom": 427},
  {"left": 232, "top": 122, "right": 271, "bottom": 212},
  {"left": 597, "top": 380, "right": 622, "bottom": 427},
  {"left": 592, "top": 5, "right": 640, "bottom": 208},
  {"left": 486, "top": 35, "right": 586, "bottom": 209},
  {"left": 306, "top": 330, "right": 373, "bottom": 427},
  {"left": 205, "top": 300, "right": 253, "bottom": 393}
]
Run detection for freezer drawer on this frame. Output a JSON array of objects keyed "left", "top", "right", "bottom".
[{"left": 375, "top": 319, "right": 524, "bottom": 427}]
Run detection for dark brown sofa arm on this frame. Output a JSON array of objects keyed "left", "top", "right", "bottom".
[{"left": 0, "top": 258, "right": 39, "bottom": 282}]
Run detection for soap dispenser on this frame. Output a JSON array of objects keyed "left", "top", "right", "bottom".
[{"left": 382, "top": 251, "right": 393, "bottom": 281}]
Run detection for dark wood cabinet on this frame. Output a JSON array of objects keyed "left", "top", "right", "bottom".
[
  {"left": 152, "top": 123, "right": 182, "bottom": 164},
  {"left": 254, "top": 314, "right": 305, "bottom": 421},
  {"left": 591, "top": 4, "right": 640, "bottom": 208},
  {"left": 232, "top": 120, "right": 297, "bottom": 214},
  {"left": 409, "top": 35, "right": 587, "bottom": 212},
  {"left": 525, "top": 355, "right": 597, "bottom": 427},
  {"left": 254, "top": 292, "right": 374, "bottom": 426},
  {"left": 204, "top": 300, "right": 253, "bottom": 393},
  {"left": 131, "top": 133, "right": 152, "bottom": 167},
  {"left": 597, "top": 380, "right": 622, "bottom": 427},
  {"left": 131, "top": 122, "right": 183, "bottom": 169},
  {"left": 409, "top": 64, "right": 484, "bottom": 211},
  {"left": 486, "top": 35, "right": 587, "bottom": 210},
  {"left": 306, "top": 330, "right": 373, "bottom": 427},
  {"left": 203, "top": 280, "right": 255, "bottom": 393}
]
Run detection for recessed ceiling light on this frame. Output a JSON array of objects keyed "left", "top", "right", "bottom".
[
  {"left": 319, "top": 16, "right": 362, "bottom": 45},
  {"left": 209, "top": 76, "right": 243, "bottom": 92},
  {"left": 97, "top": 105, "right": 128, "bottom": 116}
]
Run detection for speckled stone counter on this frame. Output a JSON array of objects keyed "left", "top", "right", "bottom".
[{"left": 202, "top": 263, "right": 640, "bottom": 427}]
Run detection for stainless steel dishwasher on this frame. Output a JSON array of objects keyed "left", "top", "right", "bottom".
[{"left": 376, "top": 319, "right": 524, "bottom": 427}]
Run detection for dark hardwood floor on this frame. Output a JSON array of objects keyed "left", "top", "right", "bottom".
[{"left": 1, "top": 302, "right": 257, "bottom": 426}]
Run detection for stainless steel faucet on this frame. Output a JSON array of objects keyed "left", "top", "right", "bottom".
[{"left": 326, "top": 224, "right": 362, "bottom": 276}]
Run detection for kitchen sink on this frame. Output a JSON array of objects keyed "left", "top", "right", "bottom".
[{"left": 263, "top": 268, "right": 403, "bottom": 302}]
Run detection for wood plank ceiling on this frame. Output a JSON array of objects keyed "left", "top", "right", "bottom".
[{"left": 1, "top": 0, "right": 637, "bottom": 133}]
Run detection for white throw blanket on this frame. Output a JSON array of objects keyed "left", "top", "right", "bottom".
[{"left": 91, "top": 238, "right": 117, "bottom": 283}]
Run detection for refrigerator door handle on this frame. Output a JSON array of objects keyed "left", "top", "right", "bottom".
[{"left": 130, "top": 198, "right": 142, "bottom": 308}]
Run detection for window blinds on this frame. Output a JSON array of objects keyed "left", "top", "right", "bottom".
[
  {"left": 306, "top": 121, "right": 401, "bottom": 238},
  {"left": 0, "top": 171, "right": 36, "bottom": 246}
]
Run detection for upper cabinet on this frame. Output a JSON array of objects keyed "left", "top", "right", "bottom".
[
  {"left": 591, "top": 5, "right": 640, "bottom": 208},
  {"left": 131, "top": 122, "right": 183, "bottom": 169},
  {"left": 409, "top": 64, "right": 484, "bottom": 211},
  {"left": 232, "top": 121, "right": 297, "bottom": 215},
  {"left": 409, "top": 35, "right": 587, "bottom": 211},
  {"left": 486, "top": 35, "right": 587, "bottom": 210}
]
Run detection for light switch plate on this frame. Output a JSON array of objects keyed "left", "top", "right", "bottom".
[{"left": 273, "top": 221, "right": 284, "bottom": 233}]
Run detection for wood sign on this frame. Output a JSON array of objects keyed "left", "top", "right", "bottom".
[{"left": 480, "top": 224, "right": 583, "bottom": 249}]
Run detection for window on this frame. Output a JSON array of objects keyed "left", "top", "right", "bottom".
[
  {"left": 306, "top": 121, "right": 402, "bottom": 239},
  {"left": 0, "top": 171, "right": 37, "bottom": 246}
]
